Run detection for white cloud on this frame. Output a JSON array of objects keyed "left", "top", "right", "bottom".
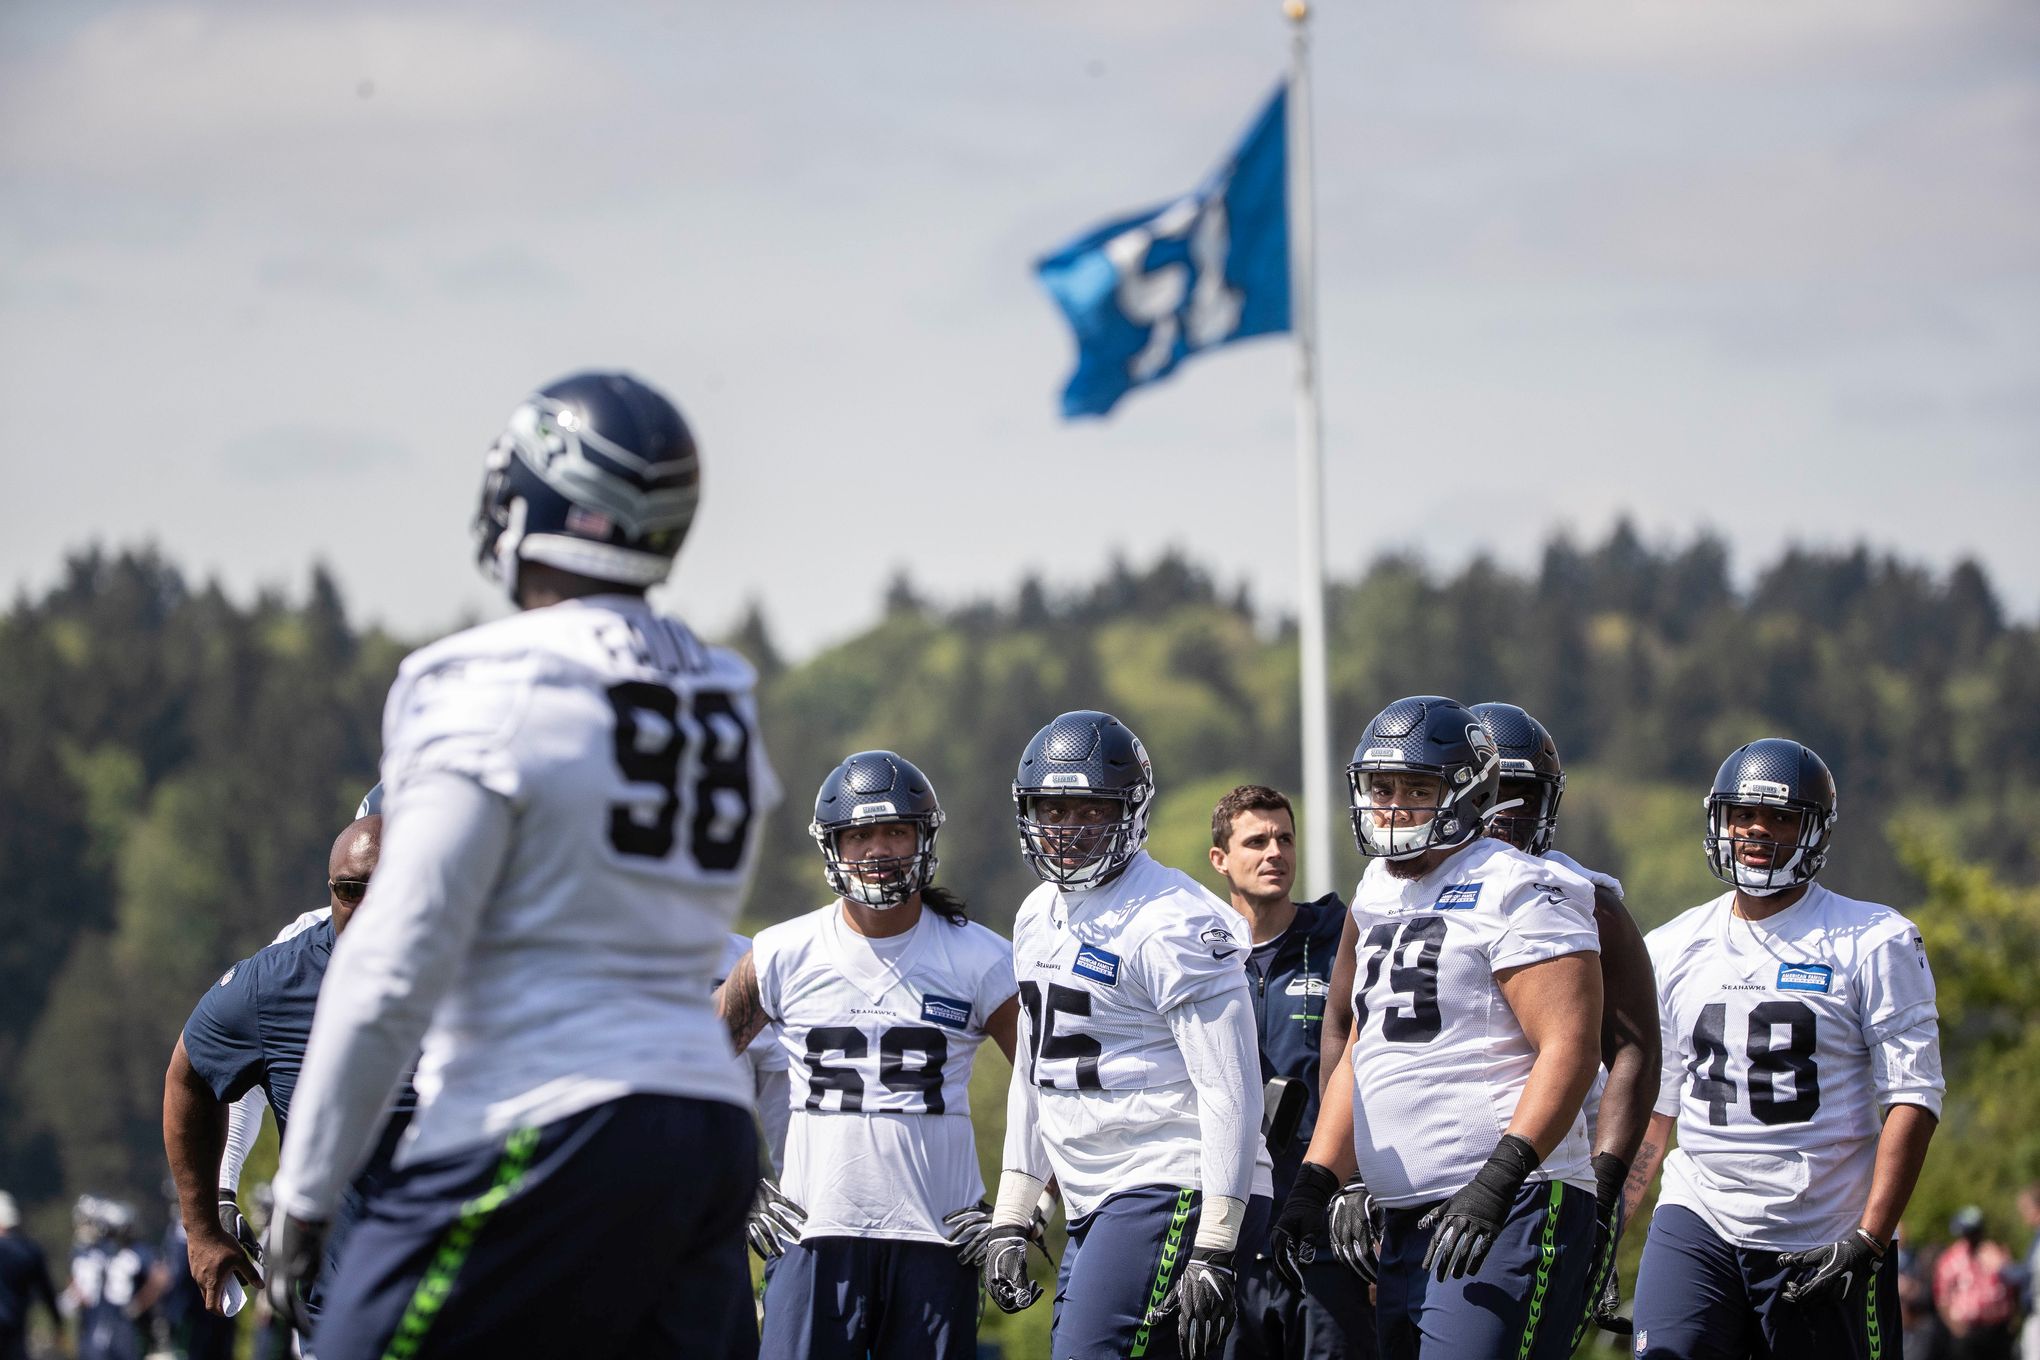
[
  {"left": 0, "top": 7, "right": 618, "bottom": 180},
  {"left": 1487, "top": 0, "right": 2031, "bottom": 72}
]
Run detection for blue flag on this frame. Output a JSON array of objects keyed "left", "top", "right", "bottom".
[{"left": 1037, "top": 83, "right": 1290, "bottom": 419}]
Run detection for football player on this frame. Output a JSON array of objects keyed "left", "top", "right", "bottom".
[
  {"left": 717, "top": 751, "right": 1019, "bottom": 1359},
  {"left": 1203, "top": 784, "right": 1374, "bottom": 1360},
  {"left": 1471, "top": 700, "right": 1661, "bottom": 1338},
  {"left": 1273, "top": 695, "right": 1602, "bottom": 1359},
  {"left": 0, "top": 1190, "right": 65, "bottom": 1360},
  {"left": 984, "top": 711, "right": 1271, "bottom": 1360},
  {"left": 1626, "top": 739, "right": 1941, "bottom": 1359},
  {"left": 264, "top": 371, "right": 780, "bottom": 1360},
  {"left": 717, "top": 931, "right": 790, "bottom": 1177},
  {"left": 67, "top": 1200, "right": 166, "bottom": 1360},
  {"left": 164, "top": 813, "right": 412, "bottom": 1332},
  {"left": 214, "top": 781, "right": 384, "bottom": 1224}
]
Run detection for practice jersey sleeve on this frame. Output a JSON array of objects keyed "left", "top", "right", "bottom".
[
  {"left": 182, "top": 961, "right": 266, "bottom": 1104},
  {"left": 972, "top": 938, "right": 1020, "bottom": 1025},
  {"left": 379, "top": 650, "right": 531, "bottom": 799},
  {"left": 1166, "top": 987, "right": 1261, "bottom": 1210},
  {"left": 1648, "top": 926, "right": 1686, "bottom": 1118},
  {"left": 1001, "top": 1026, "right": 1051, "bottom": 1182},
  {"left": 1857, "top": 926, "right": 1944, "bottom": 1115},
  {"left": 1490, "top": 870, "right": 1600, "bottom": 972},
  {"left": 1132, "top": 900, "right": 1251, "bottom": 1012},
  {"left": 274, "top": 770, "right": 513, "bottom": 1221}
]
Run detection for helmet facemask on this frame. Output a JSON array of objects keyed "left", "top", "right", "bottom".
[
  {"left": 1489, "top": 768, "right": 1565, "bottom": 856},
  {"left": 1704, "top": 794, "right": 1832, "bottom": 895},
  {"left": 812, "top": 817, "right": 940, "bottom": 910},
  {"left": 1015, "top": 791, "right": 1148, "bottom": 888},
  {"left": 1347, "top": 753, "right": 1497, "bottom": 862}
]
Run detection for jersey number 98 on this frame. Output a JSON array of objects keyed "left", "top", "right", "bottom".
[{"left": 605, "top": 682, "right": 754, "bottom": 872}]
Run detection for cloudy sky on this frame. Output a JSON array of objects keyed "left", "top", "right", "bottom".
[{"left": 2, "top": 0, "right": 2035, "bottom": 654}]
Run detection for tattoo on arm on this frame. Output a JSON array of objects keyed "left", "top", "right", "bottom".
[
  {"left": 716, "top": 952, "right": 768, "bottom": 1051},
  {"left": 1623, "top": 1140, "right": 1659, "bottom": 1202}
]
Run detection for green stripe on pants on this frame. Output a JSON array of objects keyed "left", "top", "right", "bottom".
[
  {"left": 1518, "top": 1182, "right": 1563, "bottom": 1360},
  {"left": 382, "top": 1125, "right": 542, "bottom": 1360},
  {"left": 1129, "top": 1188, "right": 1195, "bottom": 1359}
]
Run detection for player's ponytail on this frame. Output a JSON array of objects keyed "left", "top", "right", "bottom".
[{"left": 922, "top": 884, "right": 970, "bottom": 926}]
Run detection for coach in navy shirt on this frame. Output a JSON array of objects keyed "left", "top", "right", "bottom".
[
  {"left": 1207, "top": 785, "right": 1374, "bottom": 1360},
  {"left": 0, "top": 1192, "right": 63, "bottom": 1360},
  {"left": 163, "top": 814, "right": 414, "bottom": 1327}
]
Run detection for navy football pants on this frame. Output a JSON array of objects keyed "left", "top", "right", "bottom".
[
  {"left": 1633, "top": 1204, "right": 1900, "bottom": 1360},
  {"left": 759, "top": 1235, "right": 977, "bottom": 1360},
  {"left": 1229, "top": 1250, "right": 1377, "bottom": 1360},
  {"left": 311, "top": 1094, "right": 758, "bottom": 1360},
  {"left": 1054, "top": 1186, "right": 1273, "bottom": 1360},
  {"left": 1374, "top": 1179, "right": 1594, "bottom": 1360}
]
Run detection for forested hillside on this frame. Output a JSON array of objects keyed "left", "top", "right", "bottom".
[{"left": 3, "top": 527, "right": 2036, "bottom": 1254}]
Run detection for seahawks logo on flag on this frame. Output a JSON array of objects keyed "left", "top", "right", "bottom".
[{"left": 1036, "top": 84, "right": 1292, "bottom": 418}]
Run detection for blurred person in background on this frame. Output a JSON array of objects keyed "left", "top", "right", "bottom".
[
  {"left": 0, "top": 1190, "right": 65, "bottom": 1360},
  {"left": 1935, "top": 1207, "right": 2017, "bottom": 1360},
  {"left": 66, "top": 1199, "right": 166, "bottom": 1360},
  {"left": 1202, "top": 783, "right": 1373, "bottom": 1360},
  {"left": 2018, "top": 1186, "right": 2040, "bottom": 1360},
  {"left": 163, "top": 812, "right": 410, "bottom": 1347}
]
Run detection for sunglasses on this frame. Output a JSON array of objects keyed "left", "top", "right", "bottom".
[{"left": 328, "top": 878, "right": 372, "bottom": 904}]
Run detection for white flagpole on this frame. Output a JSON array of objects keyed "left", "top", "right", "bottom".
[{"left": 1286, "top": 0, "right": 1335, "bottom": 900}]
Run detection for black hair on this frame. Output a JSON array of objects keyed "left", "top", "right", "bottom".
[{"left": 922, "top": 883, "right": 970, "bottom": 926}]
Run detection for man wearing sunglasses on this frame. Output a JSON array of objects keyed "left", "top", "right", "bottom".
[{"left": 163, "top": 814, "right": 417, "bottom": 1344}]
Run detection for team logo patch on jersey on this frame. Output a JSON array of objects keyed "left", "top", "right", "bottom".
[
  {"left": 1285, "top": 975, "right": 1329, "bottom": 997},
  {"left": 1200, "top": 926, "right": 1235, "bottom": 945},
  {"left": 1071, "top": 945, "right": 1121, "bottom": 986},
  {"left": 217, "top": 966, "right": 236, "bottom": 987},
  {"left": 1777, "top": 962, "right": 1833, "bottom": 993},
  {"left": 920, "top": 994, "right": 972, "bottom": 1030},
  {"left": 1434, "top": 883, "right": 1482, "bottom": 910}
]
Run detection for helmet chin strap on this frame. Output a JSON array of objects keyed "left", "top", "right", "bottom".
[{"left": 1732, "top": 846, "right": 1805, "bottom": 896}]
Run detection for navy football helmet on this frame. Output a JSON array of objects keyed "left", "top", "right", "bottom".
[
  {"left": 473, "top": 371, "right": 701, "bottom": 600},
  {"left": 1347, "top": 696, "right": 1501, "bottom": 861},
  {"left": 810, "top": 751, "right": 945, "bottom": 909},
  {"left": 1703, "top": 738, "right": 1837, "bottom": 895},
  {"left": 1470, "top": 702, "right": 1565, "bottom": 856},
  {"left": 1013, "top": 711, "right": 1155, "bottom": 888}
]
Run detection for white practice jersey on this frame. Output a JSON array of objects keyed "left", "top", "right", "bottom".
[
  {"left": 1547, "top": 850, "right": 1622, "bottom": 1142},
  {"left": 754, "top": 903, "right": 1016, "bottom": 1242},
  {"left": 1009, "top": 851, "right": 1269, "bottom": 1218},
  {"left": 325, "top": 596, "right": 778, "bottom": 1171},
  {"left": 1648, "top": 884, "right": 1942, "bottom": 1251},
  {"left": 1347, "top": 838, "right": 1600, "bottom": 1207}
]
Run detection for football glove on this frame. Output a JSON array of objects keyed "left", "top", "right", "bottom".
[
  {"left": 1584, "top": 1152, "right": 1629, "bottom": 1332},
  {"left": 218, "top": 1190, "right": 263, "bottom": 1270},
  {"left": 1269, "top": 1162, "right": 1339, "bottom": 1292},
  {"left": 1146, "top": 1247, "right": 1238, "bottom": 1360},
  {"left": 1419, "top": 1134, "right": 1538, "bottom": 1282},
  {"left": 745, "top": 1179, "right": 806, "bottom": 1262},
  {"left": 943, "top": 1196, "right": 1046, "bottom": 1266},
  {"left": 1777, "top": 1231, "right": 1884, "bottom": 1306},
  {"left": 1327, "top": 1174, "right": 1379, "bottom": 1283},
  {"left": 981, "top": 1224, "right": 1042, "bottom": 1313},
  {"left": 261, "top": 1213, "right": 325, "bottom": 1338}
]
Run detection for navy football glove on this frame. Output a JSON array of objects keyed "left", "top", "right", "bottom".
[
  {"left": 1147, "top": 1248, "right": 1238, "bottom": 1360},
  {"left": 1778, "top": 1231, "right": 1884, "bottom": 1306},
  {"left": 1419, "top": 1134, "right": 1538, "bottom": 1282},
  {"left": 1585, "top": 1152, "right": 1630, "bottom": 1332},
  {"left": 1328, "top": 1174, "right": 1379, "bottom": 1283},
  {"left": 745, "top": 1179, "right": 806, "bottom": 1262},
  {"left": 982, "top": 1224, "right": 1042, "bottom": 1313},
  {"left": 217, "top": 1189, "right": 263, "bottom": 1270},
  {"left": 1269, "top": 1162, "right": 1338, "bottom": 1292}
]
